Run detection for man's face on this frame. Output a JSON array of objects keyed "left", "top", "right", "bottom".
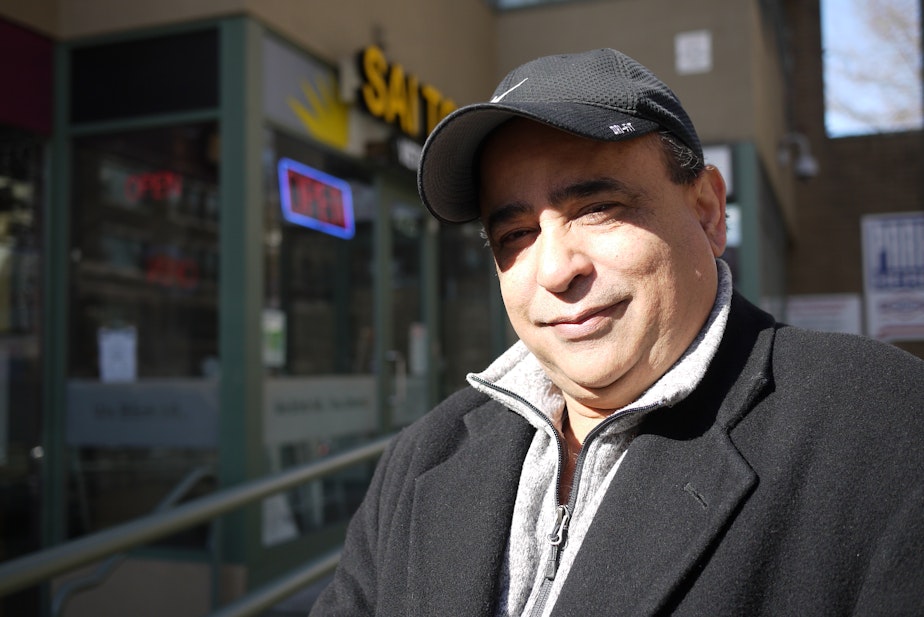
[{"left": 478, "top": 119, "right": 726, "bottom": 413}]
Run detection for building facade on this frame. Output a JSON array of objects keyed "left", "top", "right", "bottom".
[
  {"left": 783, "top": 0, "right": 924, "bottom": 359},
  {"left": 0, "top": 0, "right": 918, "bottom": 615}
]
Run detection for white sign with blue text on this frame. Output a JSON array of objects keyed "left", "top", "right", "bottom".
[{"left": 861, "top": 212, "right": 924, "bottom": 342}]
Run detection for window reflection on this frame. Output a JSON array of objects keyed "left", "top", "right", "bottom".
[
  {"left": 70, "top": 123, "right": 220, "bottom": 379},
  {"left": 439, "top": 223, "right": 499, "bottom": 395},
  {"left": 66, "top": 123, "right": 219, "bottom": 543}
]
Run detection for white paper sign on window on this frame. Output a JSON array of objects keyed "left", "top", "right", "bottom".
[{"left": 98, "top": 325, "right": 137, "bottom": 383}]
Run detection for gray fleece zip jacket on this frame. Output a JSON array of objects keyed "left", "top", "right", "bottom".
[{"left": 469, "top": 259, "right": 733, "bottom": 617}]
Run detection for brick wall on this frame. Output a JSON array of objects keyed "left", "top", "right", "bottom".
[{"left": 784, "top": 0, "right": 924, "bottom": 357}]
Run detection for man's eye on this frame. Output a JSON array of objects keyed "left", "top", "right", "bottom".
[
  {"left": 582, "top": 202, "right": 617, "bottom": 217},
  {"left": 496, "top": 228, "right": 534, "bottom": 248},
  {"left": 579, "top": 202, "right": 630, "bottom": 224}
]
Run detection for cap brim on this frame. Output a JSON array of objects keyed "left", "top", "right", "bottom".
[{"left": 417, "top": 101, "right": 660, "bottom": 224}]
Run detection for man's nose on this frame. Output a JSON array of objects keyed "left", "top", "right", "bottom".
[{"left": 534, "top": 228, "right": 592, "bottom": 293}]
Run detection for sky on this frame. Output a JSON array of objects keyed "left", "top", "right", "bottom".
[{"left": 821, "top": 0, "right": 923, "bottom": 137}]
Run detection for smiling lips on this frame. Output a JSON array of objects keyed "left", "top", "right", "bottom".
[{"left": 544, "top": 302, "right": 625, "bottom": 339}]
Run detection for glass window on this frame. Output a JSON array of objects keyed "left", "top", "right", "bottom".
[
  {"left": 439, "top": 223, "right": 499, "bottom": 395},
  {"left": 822, "top": 0, "right": 923, "bottom": 136},
  {"left": 66, "top": 122, "right": 219, "bottom": 543}
]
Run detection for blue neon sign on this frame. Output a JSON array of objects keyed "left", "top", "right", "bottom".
[{"left": 277, "top": 157, "right": 355, "bottom": 239}]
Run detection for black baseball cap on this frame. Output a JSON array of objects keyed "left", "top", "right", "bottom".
[{"left": 417, "top": 48, "right": 703, "bottom": 224}]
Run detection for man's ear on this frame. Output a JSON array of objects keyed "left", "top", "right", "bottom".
[{"left": 694, "top": 165, "right": 727, "bottom": 257}]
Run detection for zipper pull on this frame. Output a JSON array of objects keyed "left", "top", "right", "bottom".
[{"left": 544, "top": 504, "right": 571, "bottom": 580}]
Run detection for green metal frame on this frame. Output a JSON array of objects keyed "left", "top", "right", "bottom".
[
  {"left": 43, "top": 35, "right": 72, "bottom": 555},
  {"left": 217, "top": 15, "right": 265, "bottom": 565}
]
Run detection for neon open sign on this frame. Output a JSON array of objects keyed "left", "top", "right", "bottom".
[
  {"left": 125, "top": 170, "right": 183, "bottom": 203},
  {"left": 277, "top": 157, "right": 355, "bottom": 239}
]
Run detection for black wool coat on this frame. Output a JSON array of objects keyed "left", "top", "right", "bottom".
[{"left": 310, "top": 293, "right": 924, "bottom": 616}]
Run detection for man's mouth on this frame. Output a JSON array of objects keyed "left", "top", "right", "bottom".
[{"left": 544, "top": 301, "right": 626, "bottom": 339}]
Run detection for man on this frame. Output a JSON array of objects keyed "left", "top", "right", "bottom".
[{"left": 311, "top": 49, "right": 924, "bottom": 616}]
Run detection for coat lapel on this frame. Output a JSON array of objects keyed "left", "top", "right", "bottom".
[
  {"left": 552, "top": 425, "right": 757, "bottom": 617},
  {"left": 407, "top": 402, "right": 534, "bottom": 617}
]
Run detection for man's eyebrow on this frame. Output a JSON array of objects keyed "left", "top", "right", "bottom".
[{"left": 548, "top": 177, "right": 642, "bottom": 205}]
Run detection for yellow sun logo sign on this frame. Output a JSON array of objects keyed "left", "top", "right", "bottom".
[{"left": 287, "top": 75, "right": 349, "bottom": 151}]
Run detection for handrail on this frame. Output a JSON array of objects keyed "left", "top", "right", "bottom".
[
  {"left": 51, "top": 466, "right": 217, "bottom": 616},
  {"left": 0, "top": 434, "right": 392, "bottom": 599},
  {"left": 208, "top": 548, "right": 342, "bottom": 617}
]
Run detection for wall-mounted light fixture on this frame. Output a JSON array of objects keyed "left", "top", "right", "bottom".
[{"left": 778, "top": 132, "right": 820, "bottom": 180}]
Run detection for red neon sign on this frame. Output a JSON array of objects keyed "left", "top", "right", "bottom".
[
  {"left": 124, "top": 170, "right": 183, "bottom": 203},
  {"left": 145, "top": 252, "right": 199, "bottom": 290}
]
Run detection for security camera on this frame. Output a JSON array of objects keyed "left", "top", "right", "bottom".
[
  {"left": 794, "top": 152, "right": 819, "bottom": 179},
  {"left": 778, "top": 132, "right": 819, "bottom": 180}
]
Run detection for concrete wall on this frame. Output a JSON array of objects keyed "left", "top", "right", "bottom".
[
  {"left": 496, "top": 0, "right": 756, "bottom": 139},
  {"left": 495, "top": 0, "right": 795, "bottom": 224},
  {"left": 0, "top": 0, "right": 57, "bottom": 36},
  {"left": 0, "top": 0, "right": 237, "bottom": 38}
]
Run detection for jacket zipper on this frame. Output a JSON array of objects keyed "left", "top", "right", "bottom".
[
  {"left": 527, "top": 402, "right": 658, "bottom": 617},
  {"left": 544, "top": 504, "right": 571, "bottom": 579},
  {"left": 470, "top": 375, "right": 659, "bottom": 617}
]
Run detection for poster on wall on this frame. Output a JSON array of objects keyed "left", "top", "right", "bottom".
[
  {"left": 784, "top": 294, "right": 862, "bottom": 335},
  {"left": 861, "top": 212, "right": 924, "bottom": 342}
]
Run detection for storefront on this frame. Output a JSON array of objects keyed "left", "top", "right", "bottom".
[{"left": 1, "top": 15, "right": 506, "bottom": 612}]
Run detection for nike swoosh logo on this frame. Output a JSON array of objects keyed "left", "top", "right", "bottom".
[{"left": 491, "top": 78, "right": 528, "bottom": 103}]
